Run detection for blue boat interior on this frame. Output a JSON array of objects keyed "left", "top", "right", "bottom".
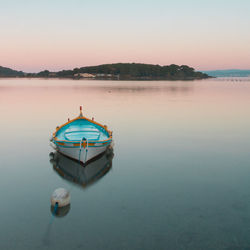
[{"left": 56, "top": 119, "right": 109, "bottom": 141}]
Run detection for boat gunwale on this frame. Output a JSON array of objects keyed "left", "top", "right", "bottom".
[
  {"left": 53, "top": 116, "right": 112, "bottom": 144},
  {"left": 53, "top": 142, "right": 111, "bottom": 149}
]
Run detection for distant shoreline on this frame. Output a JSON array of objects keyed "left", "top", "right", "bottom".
[
  {"left": 0, "top": 76, "right": 213, "bottom": 81},
  {"left": 0, "top": 63, "right": 211, "bottom": 80},
  {"left": 202, "top": 69, "right": 250, "bottom": 77}
]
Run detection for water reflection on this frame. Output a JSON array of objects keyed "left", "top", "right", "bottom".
[
  {"left": 50, "top": 204, "right": 70, "bottom": 218},
  {"left": 70, "top": 84, "right": 194, "bottom": 94},
  {"left": 49, "top": 147, "right": 114, "bottom": 189}
]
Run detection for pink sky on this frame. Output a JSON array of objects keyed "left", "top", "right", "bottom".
[{"left": 1, "top": 0, "right": 250, "bottom": 72}]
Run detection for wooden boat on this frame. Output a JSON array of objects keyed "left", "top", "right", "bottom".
[
  {"left": 50, "top": 106, "right": 113, "bottom": 164},
  {"left": 49, "top": 146, "right": 113, "bottom": 188}
]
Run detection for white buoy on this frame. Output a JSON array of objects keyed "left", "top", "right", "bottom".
[{"left": 51, "top": 188, "right": 70, "bottom": 207}]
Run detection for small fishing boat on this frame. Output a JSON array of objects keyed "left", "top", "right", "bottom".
[{"left": 50, "top": 106, "right": 113, "bottom": 164}]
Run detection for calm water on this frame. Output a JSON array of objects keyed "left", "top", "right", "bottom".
[{"left": 0, "top": 78, "right": 250, "bottom": 250}]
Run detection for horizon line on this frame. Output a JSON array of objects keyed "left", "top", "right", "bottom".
[{"left": 2, "top": 63, "right": 250, "bottom": 74}]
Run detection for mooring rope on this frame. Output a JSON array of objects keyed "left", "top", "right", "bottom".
[{"left": 43, "top": 202, "right": 59, "bottom": 246}]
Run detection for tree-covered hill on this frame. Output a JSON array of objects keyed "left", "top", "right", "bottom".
[
  {"left": 57, "top": 63, "right": 210, "bottom": 80},
  {"left": 0, "top": 63, "right": 210, "bottom": 80},
  {"left": 0, "top": 66, "right": 25, "bottom": 77}
]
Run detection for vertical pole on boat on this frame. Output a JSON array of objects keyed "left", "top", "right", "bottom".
[
  {"left": 79, "top": 106, "right": 83, "bottom": 117},
  {"left": 79, "top": 137, "right": 88, "bottom": 163},
  {"left": 84, "top": 139, "right": 88, "bottom": 163},
  {"left": 79, "top": 138, "right": 83, "bottom": 163}
]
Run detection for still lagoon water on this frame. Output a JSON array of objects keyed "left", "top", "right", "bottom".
[{"left": 0, "top": 78, "right": 250, "bottom": 249}]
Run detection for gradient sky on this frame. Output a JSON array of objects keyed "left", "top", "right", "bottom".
[{"left": 0, "top": 0, "right": 250, "bottom": 72}]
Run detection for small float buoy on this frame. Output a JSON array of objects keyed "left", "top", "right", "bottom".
[{"left": 51, "top": 188, "right": 70, "bottom": 208}]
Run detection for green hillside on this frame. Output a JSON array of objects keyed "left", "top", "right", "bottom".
[
  {"left": 0, "top": 66, "right": 25, "bottom": 77},
  {"left": 56, "top": 63, "right": 210, "bottom": 80}
]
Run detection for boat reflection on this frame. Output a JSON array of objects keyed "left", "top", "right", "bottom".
[{"left": 49, "top": 146, "right": 114, "bottom": 189}]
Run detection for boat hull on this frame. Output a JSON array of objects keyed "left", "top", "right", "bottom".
[{"left": 52, "top": 141, "right": 111, "bottom": 164}]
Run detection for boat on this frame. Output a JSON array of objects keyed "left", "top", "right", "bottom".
[
  {"left": 50, "top": 106, "right": 113, "bottom": 164},
  {"left": 49, "top": 146, "right": 114, "bottom": 188}
]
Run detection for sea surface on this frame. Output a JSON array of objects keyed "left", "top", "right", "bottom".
[{"left": 0, "top": 78, "right": 250, "bottom": 250}]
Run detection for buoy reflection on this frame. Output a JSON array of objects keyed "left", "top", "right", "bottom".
[{"left": 50, "top": 204, "right": 71, "bottom": 218}]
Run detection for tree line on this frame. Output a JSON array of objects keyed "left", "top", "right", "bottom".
[{"left": 0, "top": 63, "right": 210, "bottom": 80}]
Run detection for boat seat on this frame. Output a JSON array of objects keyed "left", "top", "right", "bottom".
[{"left": 64, "top": 130, "right": 101, "bottom": 141}]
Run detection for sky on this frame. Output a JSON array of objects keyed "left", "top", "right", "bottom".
[{"left": 0, "top": 0, "right": 250, "bottom": 72}]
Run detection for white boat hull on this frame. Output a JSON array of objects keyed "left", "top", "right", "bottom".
[{"left": 53, "top": 142, "right": 110, "bottom": 164}]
